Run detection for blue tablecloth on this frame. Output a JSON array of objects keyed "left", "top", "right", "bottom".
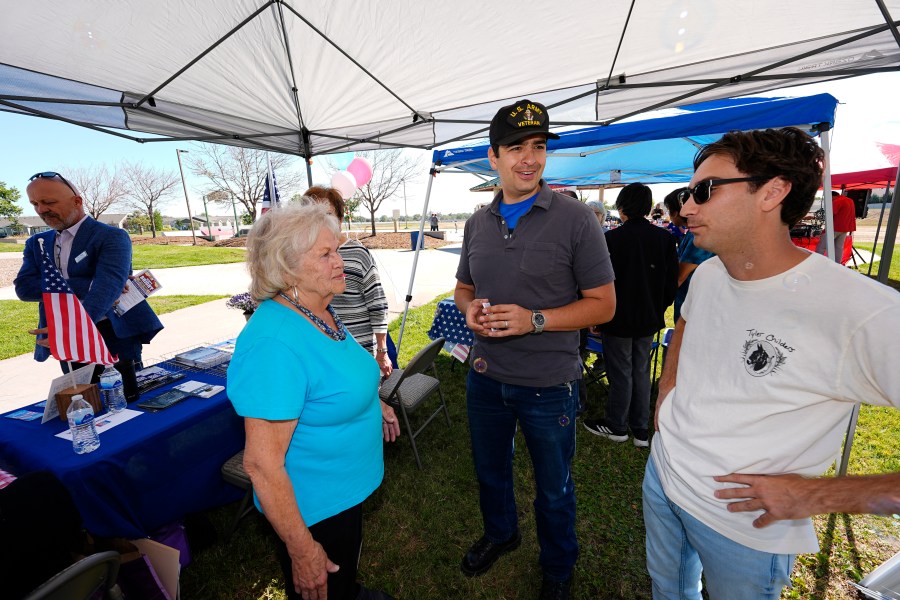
[
  {"left": 0, "top": 360, "right": 244, "bottom": 538},
  {"left": 427, "top": 298, "right": 474, "bottom": 346}
]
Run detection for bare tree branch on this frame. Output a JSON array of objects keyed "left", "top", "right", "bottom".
[
  {"left": 185, "top": 144, "right": 304, "bottom": 222},
  {"left": 122, "top": 162, "right": 179, "bottom": 238},
  {"left": 69, "top": 165, "right": 128, "bottom": 219}
]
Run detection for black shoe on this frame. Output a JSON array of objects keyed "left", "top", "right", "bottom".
[
  {"left": 539, "top": 576, "right": 572, "bottom": 600},
  {"left": 460, "top": 531, "right": 521, "bottom": 576},
  {"left": 582, "top": 418, "right": 628, "bottom": 442}
]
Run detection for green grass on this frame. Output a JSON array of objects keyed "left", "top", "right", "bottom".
[
  {"left": 853, "top": 241, "right": 900, "bottom": 292},
  {"left": 132, "top": 246, "right": 246, "bottom": 269},
  {"left": 0, "top": 301, "right": 41, "bottom": 360},
  {"left": 178, "top": 297, "right": 899, "bottom": 600},
  {"left": 0, "top": 296, "right": 227, "bottom": 360},
  {"left": 0, "top": 243, "right": 24, "bottom": 252},
  {"left": 146, "top": 295, "right": 228, "bottom": 315}
]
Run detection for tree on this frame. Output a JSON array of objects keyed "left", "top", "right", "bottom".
[
  {"left": 0, "top": 182, "right": 23, "bottom": 230},
  {"left": 331, "top": 150, "right": 419, "bottom": 236},
  {"left": 187, "top": 145, "right": 304, "bottom": 222},
  {"left": 123, "top": 162, "right": 179, "bottom": 238},
  {"left": 69, "top": 165, "right": 128, "bottom": 218}
]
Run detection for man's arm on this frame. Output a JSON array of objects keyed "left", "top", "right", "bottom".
[
  {"left": 13, "top": 236, "right": 42, "bottom": 302},
  {"left": 472, "top": 281, "right": 616, "bottom": 338},
  {"left": 714, "top": 471, "right": 900, "bottom": 528},
  {"left": 454, "top": 280, "right": 487, "bottom": 335},
  {"left": 79, "top": 227, "right": 132, "bottom": 320},
  {"left": 654, "top": 317, "right": 685, "bottom": 429}
]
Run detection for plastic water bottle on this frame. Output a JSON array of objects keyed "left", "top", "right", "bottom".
[
  {"left": 67, "top": 394, "right": 100, "bottom": 454},
  {"left": 99, "top": 365, "right": 127, "bottom": 414}
]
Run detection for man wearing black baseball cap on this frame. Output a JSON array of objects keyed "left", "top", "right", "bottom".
[{"left": 454, "top": 100, "right": 616, "bottom": 599}]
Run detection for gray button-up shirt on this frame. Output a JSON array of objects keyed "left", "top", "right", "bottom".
[{"left": 456, "top": 181, "right": 614, "bottom": 387}]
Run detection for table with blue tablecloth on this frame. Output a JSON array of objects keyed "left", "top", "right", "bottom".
[
  {"left": 427, "top": 298, "right": 474, "bottom": 362},
  {"left": 0, "top": 359, "right": 244, "bottom": 539}
]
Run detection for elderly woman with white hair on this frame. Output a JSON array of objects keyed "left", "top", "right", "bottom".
[{"left": 227, "top": 203, "right": 399, "bottom": 600}]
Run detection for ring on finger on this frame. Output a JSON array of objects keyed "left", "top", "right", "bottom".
[{"left": 505, "top": 320, "right": 509, "bottom": 328}]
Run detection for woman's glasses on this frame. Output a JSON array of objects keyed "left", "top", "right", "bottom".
[
  {"left": 28, "top": 171, "right": 79, "bottom": 196},
  {"left": 677, "top": 177, "right": 770, "bottom": 205}
]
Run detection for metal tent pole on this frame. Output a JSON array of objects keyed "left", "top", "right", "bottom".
[
  {"left": 396, "top": 162, "right": 438, "bottom": 356},
  {"left": 867, "top": 181, "right": 891, "bottom": 276},
  {"left": 875, "top": 162, "right": 900, "bottom": 285},
  {"left": 821, "top": 130, "right": 837, "bottom": 262},
  {"left": 824, "top": 128, "right": 857, "bottom": 476},
  {"left": 838, "top": 405, "right": 861, "bottom": 476}
]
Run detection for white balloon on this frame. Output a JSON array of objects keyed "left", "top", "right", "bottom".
[{"left": 331, "top": 170, "right": 357, "bottom": 199}]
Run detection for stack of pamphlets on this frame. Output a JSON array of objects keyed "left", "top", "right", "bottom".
[
  {"left": 174, "top": 346, "right": 231, "bottom": 369},
  {"left": 135, "top": 365, "right": 185, "bottom": 394},
  {"left": 137, "top": 379, "right": 226, "bottom": 411}
]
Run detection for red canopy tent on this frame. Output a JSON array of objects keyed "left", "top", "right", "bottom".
[{"left": 829, "top": 166, "right": 896, "bottom": 190}]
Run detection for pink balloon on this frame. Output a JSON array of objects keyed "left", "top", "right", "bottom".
[
  {"left": 331, "top": 170, "right": 357, "bottom": 199},
  {"left": 347, "top": 157, "right": 374, "bottom": 187}
]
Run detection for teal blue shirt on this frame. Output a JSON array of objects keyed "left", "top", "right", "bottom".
[
  {"left": 227, "top": 299, "right": 383, "bottom": 526},
  {"left": 498, "top": 192, "right": 538, "bottom": 230}
]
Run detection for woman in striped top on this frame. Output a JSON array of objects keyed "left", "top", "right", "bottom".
[{"left": 305, "top": 187, "right": 392, "bottom": 378}]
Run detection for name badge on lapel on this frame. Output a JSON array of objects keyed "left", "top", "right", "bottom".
[{"left": 74, "top": 251, "right": 88, "bottom": 263}]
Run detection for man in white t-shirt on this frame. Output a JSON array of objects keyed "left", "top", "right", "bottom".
[{"left": 646, "top": 127, "right": 900, "bottom": 600}]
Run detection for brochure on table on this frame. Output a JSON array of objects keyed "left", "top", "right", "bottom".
[
  {"left": 55, "top": 408, "right": 143, "bottom": 441},
  {"left": 41, "top": 364, "right": 94, "bottom": 424},
  {"left": 113, "top": 269, "right": 162, "bottom": 316}
]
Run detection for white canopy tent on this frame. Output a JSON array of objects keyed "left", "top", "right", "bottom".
[
  {"left": 2, "top": 0, "right": 899, "bottom": 162},
  {"left": 2, "top": 1, "right": 897, "bottom": 478}
]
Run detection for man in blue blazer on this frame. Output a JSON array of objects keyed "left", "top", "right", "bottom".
[{"left": 14, "top": 172, "right": 163, "bottom": 401}]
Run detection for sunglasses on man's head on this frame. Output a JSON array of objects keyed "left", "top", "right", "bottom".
[
  {"left": 29, "top": 171, "right": 78, "bottom": 196},
  {"left": 676, "top": 176, "right": 770, "bottom": 205}
]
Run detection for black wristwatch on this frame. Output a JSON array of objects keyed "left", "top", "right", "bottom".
[{"left": 531, "top": 310, "right": 545, "bottom": 334}]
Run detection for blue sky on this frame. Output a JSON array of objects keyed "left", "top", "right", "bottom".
[{"left": 3, "top": 72, "right": 898, "bottom": 219}]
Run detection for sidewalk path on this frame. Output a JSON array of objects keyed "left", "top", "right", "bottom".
[{"left": 0, "top": 246, "right": 461, "bottom": 413}]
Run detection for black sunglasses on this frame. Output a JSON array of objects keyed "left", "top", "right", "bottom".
[
  {"left": 29, "top": 171, "right": 78, "bottom": 196},
  {"left": 677, "top": 176, "right": 770, "bottom": 205}
]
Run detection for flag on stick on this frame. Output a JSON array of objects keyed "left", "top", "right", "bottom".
[
  {"left": 40, "top": 242, "right": 116, "bottom": 365},
  {"left": 261, "top": 154, "right": 280, "bottom": 215}
]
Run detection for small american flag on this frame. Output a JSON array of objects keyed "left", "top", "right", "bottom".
[
  {"left": 40, "top": 243, "right": 116, "bottom": 365},
  {"left": 261, "top": 156, "right": 280, "bottom": 215}
]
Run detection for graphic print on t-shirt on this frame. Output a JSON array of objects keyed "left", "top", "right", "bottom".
[{"left": 741, "top": 328, "right": 793, "bottom": 377}]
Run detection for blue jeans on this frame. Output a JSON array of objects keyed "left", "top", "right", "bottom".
[
  {"left": 466, "top": 370, "right": 579, "bottom": 581},
  {"left": 643, "top": 458, "right": 795, "bottom": 599},
  {"left": 602, "top": 333, "right": 652, "bottom": 433}
]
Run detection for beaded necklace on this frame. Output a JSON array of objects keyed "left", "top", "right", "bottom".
[{"left": 278, "top": 292, "right": 346, "bottom": 341}]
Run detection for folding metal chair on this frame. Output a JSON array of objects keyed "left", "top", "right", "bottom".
[
  {"left": 581, "top": 332, "right": 607, "bottom": 389},
  {"left": 24, "top": 551, "right": 122, "bottom": 600},
  {"left": 379, "top": 337, "right": 451, "bottom": 469}
]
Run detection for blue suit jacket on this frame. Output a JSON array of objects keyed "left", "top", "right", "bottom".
[{"left": 14, "top": 217, "right": 164, "bottom": 361}]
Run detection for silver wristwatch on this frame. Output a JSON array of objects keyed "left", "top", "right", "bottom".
[{"left": 531, "top": 310, "right": 545, "bottom": 334}]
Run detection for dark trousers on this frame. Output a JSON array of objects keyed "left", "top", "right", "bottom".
[
  {"left": 60, "top": 318, "right": 142, "bottom": 401},
  {"left": 466, "top": 370, "right": 579, "bottom": 581},
  {"left": 601, "top": 333, "right": 652, "bottom": 434},
  {"left": 270, "top": 503, "right": 364, "bottom": 600}
]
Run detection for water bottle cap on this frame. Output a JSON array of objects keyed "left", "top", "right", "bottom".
[{"left": 72, "top": 394, "right": 83, "bottom": 401}]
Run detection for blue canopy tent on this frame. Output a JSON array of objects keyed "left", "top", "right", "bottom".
[
  {"left": 399, "top": 93, "right": 840, "bottom": 350},
  {"left": 431, "top": 94, "right": 839, "bottom": 187},
  {"left": 403, "top": 91, "right": 889, "bottom": 477},
  {"left": 399, "top": 95, "right": 840, "bottom": 349}
]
